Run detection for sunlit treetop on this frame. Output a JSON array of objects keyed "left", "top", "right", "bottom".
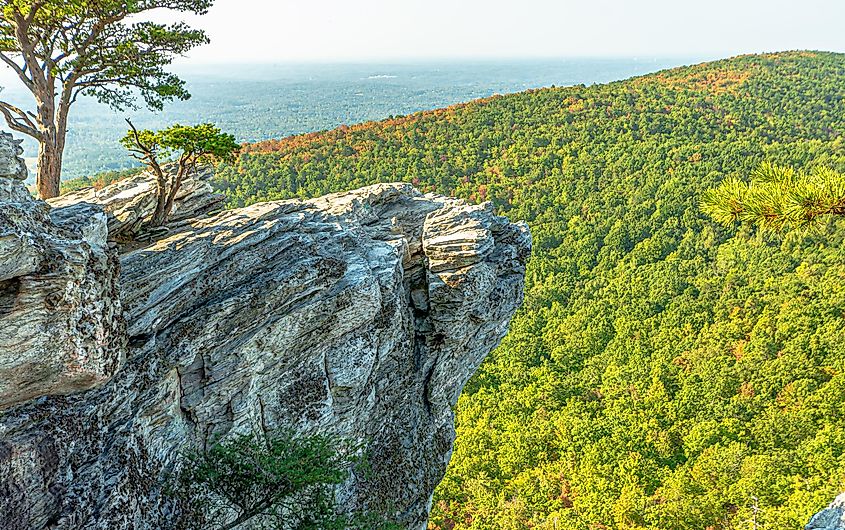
[
  {"left": 120, "top": 122, "right": 240, "bottom": 165},
  {"left": 0, "top": 0, "right": 212, "bottom": 111}
]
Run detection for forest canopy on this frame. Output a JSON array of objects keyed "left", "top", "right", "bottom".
[
  {"left": 216, "top": 51, "right": 845, "bottom": 530},
  {"left": 83, "top": 51, "right": 845, "bottom": 529}
]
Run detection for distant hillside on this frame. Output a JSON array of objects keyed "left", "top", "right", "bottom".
[{"left": 216, "top": 51, "right": 845, "bottom": 529}]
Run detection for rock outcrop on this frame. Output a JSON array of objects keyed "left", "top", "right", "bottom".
[
  {"left": 0, "top": 132, "right": 124, "bottom": 411},
  {"left": 47, "top": 165, "right": 224, "bottom": 239},
  {"left": 808, "top": 495, "right": 845, "bottom": 530},
  {"left": 0, "top": 133, "right": 530, "bottom": 530}
]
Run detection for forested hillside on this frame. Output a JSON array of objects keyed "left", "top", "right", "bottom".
[{"left": 214, "top": 51, "right": 845, "bottom": 529}]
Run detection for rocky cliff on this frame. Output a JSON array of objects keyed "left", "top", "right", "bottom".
[{"left": 0, "top": 132, "right": 530, "bottom": 529}]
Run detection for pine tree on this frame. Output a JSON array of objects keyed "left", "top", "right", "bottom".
[
  {"left": 0, "top": 0, "right": 212, "bottom": 199},
  {"left": 121, "top": 120, "right": 240, "bottom": 228}
]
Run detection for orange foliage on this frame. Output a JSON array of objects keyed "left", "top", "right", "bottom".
[
  {"left": 731, "top": 339, "right": 747, "bottom": 361},
  {"left": 636, "top": 67, "right": 752, "bottom": 95}
]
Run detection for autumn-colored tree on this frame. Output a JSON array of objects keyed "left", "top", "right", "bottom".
[{"left": 0, "top": 0, "right": 212, "bottom": 199}]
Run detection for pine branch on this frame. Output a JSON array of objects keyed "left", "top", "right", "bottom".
[
  {"left": 702, "top": 164, "right": 845, "bottom": 232},
  {"left": 0, "top": 100, "right": 41, "bottom": 139}
]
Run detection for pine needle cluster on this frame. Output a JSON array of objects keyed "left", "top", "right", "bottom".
[{"left": 701, "top": 163, "right": 845, "bottom": 231}]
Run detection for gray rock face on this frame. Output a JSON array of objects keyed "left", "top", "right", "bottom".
[
  {"left": 808, "top": 494, "right": 845, "bottom": 530},
  {"left": 47, "top": 165, "right": 225, "bottom": 239},
  {"left": 0, "top": 140, "right": 530, "bottom": 529},
  {"left": 0, "top": 132, "right": 29, "bottom": 203},
  {"left": 0, "top": 132, "right": 124, "bottom": 411}
]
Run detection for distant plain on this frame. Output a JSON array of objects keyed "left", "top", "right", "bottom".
[{"left": 0, "top": 57, "right": 706, "bottom": 180}]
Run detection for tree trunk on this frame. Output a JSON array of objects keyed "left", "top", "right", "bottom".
[
  {"left": 34, "top": 86, "right": 65, "bottom": 200},
  {"left": 148, "top": 163, "right": 169, "bottom": 227},
  {"left": 36, "top": 139, "right": 61, "bottom": 199},
  {"left": 160, "top": 167, "right": 185, "bottom": 224},
  {"left": 149, "top": 159, "right": 191, "bottom": 228}
]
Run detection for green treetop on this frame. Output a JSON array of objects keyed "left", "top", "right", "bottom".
[{"left": 0, "top": 0, "right": 213, "bottom": 199}]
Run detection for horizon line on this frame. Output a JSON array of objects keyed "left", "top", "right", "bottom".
[{"left": 168, "top": 48, "right": 840, "bottom": 66}]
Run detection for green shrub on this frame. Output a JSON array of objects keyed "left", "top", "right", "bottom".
[{"left": 170, "top": 429, "right": 399, "bottom": 530}]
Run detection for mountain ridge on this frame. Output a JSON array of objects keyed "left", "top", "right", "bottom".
[{"left": 237, "top": 50, "right": 839, "bottom": 155}]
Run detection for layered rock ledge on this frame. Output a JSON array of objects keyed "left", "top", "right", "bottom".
[
  {"left": 0, "top": 132, "right": 531, "bottom": 529},
  {"left": 0, "top": 133, "right": 124, "bottom": 411}
]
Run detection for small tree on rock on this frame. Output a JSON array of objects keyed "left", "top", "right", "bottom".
[
  {"left": 121, "top": 120, "right": 239, "bottom": 227},
  {"left": 0, "top": 0, "right": 214, "bottom": 199}
]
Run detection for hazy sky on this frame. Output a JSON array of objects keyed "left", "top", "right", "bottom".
[
  {"left": 0, "top": 0, "right": 840, "bottom": 72},
  {"left": 153, "top": 0, "right": 845, "bottom": 63}
]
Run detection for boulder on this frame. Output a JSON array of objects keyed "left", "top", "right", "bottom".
[
  {"left": 808, "top": 494, "right": 845, "bottom": 530},
  {"left": 0, "top": 132, "right": 124, "bottom": 412},
  {"left": 47, "top": 165, "right": 225, "bottom": 239}
]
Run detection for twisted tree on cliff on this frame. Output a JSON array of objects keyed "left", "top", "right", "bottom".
[
  {"left": 122, "top": 119, "right": 239, "bottom": 227},
  {"left": 702, "top": 163, "right": 845, "bottom": 232},
  {"left": 0, "top": 0, "right": 213, "bottom": 199}
]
